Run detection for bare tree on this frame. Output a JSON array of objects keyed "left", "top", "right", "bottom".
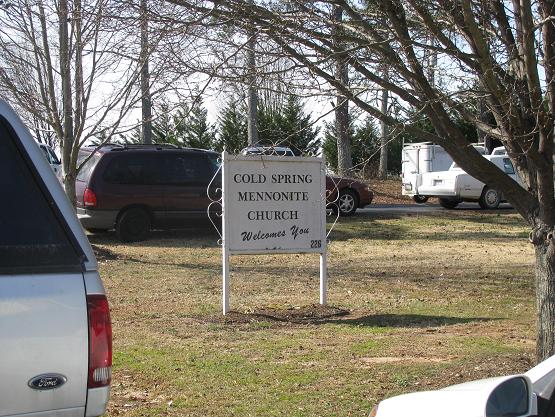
[
  {"left": 169, "top": 0, "right": 555, "bottom": 361},
  {"left": 332, "top": 5, "right": 353, "bottom": 176},
  {"left": 246, "top": 0, "right": 259, "bottom": 145},
  {"left": 0, "top": 0, "right": 144, "bottom": 204},
  {"left": 140, "top": 0, "right": 153, "bottom": 144},
  {"left": 378, "top": 79, "right": 389, "bottom": 178}
]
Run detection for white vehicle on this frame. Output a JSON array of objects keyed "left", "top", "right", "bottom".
[
  {"left": 401, "top": 142, "right": 486, "bottom": 203},
  {"left": 0, "top": 100, "right": 112, "bottom": 417},
  {"left": 370, "top": 354, "right": 555, "bottom": 417},
  {"left": 492, "top": 146, "right": 508, "bottom": 155},
  {"left": 417, "top": 154, "right": 522, "bottom": 209},
  {"left": 38, "top": 142, "right": 63, "bottom": 181},
  {"left": 241, "top": 145, "right": 295, "bottom": 156}
]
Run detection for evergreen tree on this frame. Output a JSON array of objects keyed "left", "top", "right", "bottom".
[
  {"left": 398, "top": 110, "right": 478, "bottom": 146},
  {"left": 257, "top": 104, "right": 282, "bottom": 146},
  {"left": 174, "top": 100, "right": 216, "bottom": 149},
  {"left": 322, "top": 121, "right": 354, "bottom": 172},
  {"left": 89, "top": 124, "right": 141, "bottom": 145},
  {"left": 170, "top": 105, "right": 189, "bottom": 146},
  {"left": 257, "top": 95, "right": 319, "bottom": 155},
  {"left": 280, "top": 95, "right": 320, "bottom": 155},
  {"left": 148, "top": 100, "right": 217, "bottom": 149},
  {"left": 214, "top": 99, "right": 248, "bottom": 153},
  {"left": 152, "top": 103, "right": 178, "bottom": 145},
  {"left": 323, "top": 116, "right": 388, "bottom": 176},
  {"left": 119, "top": 126, "right": 142, "bottom": 145}
]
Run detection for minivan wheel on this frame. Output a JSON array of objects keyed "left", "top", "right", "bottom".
[
  {"left": 116, "top": 208, "right": 150, "bottom": 242},
  {"left": 479, "top": 186, "right": 501, "bottom": 209}
]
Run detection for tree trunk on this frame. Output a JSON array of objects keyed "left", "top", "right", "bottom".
[
  {"left": 59, "top": 0, "right": 75, "bottom": 204},
  {"left": 333, "top": 5, "right": 352, "bottom": 177},
  {"left": 336, "top": 95, "right": 352, "bottom": 176},
  {"left": 535, "top": 232, "right": 555, "bottom": 361},
  {"left": 140, "top": 0, "right": 152, "bottom": 145},
  {"left": 65, "top": 171, "right": 77, "bottom": 209},
  {"left": 247, "top": 81, "right": 258, "bottom": 145},
  {"left": 246, "top": 3, "right": 258, "bottom": 147},
  {"left": 378, "top": 86, "right": 389, "bottom": 179}
]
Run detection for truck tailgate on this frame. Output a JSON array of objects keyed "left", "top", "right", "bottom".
[{"left": 0, "top": 273, "right": 88, "bottom": 417}]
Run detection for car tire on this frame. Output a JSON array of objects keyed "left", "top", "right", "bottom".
[
  {"left": 116, "top": 208, "right": 150, "bottom": 242},
  {"left": 439, "top": 198, "right": 459, "bottom": 209},
  {"left": 337, "top": 189, "right": 359, "bottom": 216},
  {"left": 413, "top": 195, "right": 429, "bottom": 204},
  {"left": 479, "top": 186, "right": 501, "bottom": 209}
]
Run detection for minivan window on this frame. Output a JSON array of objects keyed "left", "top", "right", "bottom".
[
  {"left": 0, "top": 118, "right": 83, "bottom": 273},
  {"left": 77, "top": 151, "right": 100, "bottom": 182},
  {"left": 206, "top": 153, "right": 221, "bottom": 175},
  {"left": 104, "top": 154, "right": 165, "bottom": 185},
  {"left": 167, "top": 153, "right": 211, "bottom": 185}
]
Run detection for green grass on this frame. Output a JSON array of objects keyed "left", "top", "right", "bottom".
[{"left": 94, "top": 209, "right": 537, "bottom": 416}]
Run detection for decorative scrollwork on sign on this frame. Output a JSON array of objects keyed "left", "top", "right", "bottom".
[
  {"left": 323, "top": 167, "right": 340, "bottom": 240},
  {"left": 207, "top": 158, "right": 223, "bottom": 242}
]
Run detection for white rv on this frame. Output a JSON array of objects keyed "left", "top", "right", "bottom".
[{"left": 401, "top": 142, "right": 486, "bottom": 203}]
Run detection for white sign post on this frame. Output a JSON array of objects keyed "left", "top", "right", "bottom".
[{"left": 221, "top": 152, "right": 327, "bottom": 314}]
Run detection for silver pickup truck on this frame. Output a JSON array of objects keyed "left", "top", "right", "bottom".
[{"left": 0, "top": 100, "right": 111, "bottom": 417}]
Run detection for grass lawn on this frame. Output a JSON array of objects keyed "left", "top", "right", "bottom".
[{"left": 91, "top": 207, "right": 536, "bottom": 416}]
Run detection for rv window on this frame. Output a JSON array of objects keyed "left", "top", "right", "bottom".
[{"left": 0, "top": 118, "right": 83, "bottom": 273}]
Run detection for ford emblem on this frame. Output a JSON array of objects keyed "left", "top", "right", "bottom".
[{"left": 28, "top": 374, "right": 67, "bottom": 390}]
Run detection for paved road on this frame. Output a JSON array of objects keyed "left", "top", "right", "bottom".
[{"left": 359, "top": 202, "right": 514, "bottom": 214}]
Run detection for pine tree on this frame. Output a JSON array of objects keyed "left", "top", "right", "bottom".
[
  {"left": 152, "top": 103, "right": 178, "bottom": 145},
  {"left": 257, "top": 104, "right": 283, "bottom": 146},
  {"left": 280, "top": 95, "right": 320, "bottom": 155},
  {"left": 322, "top": 117, "right": 381, "bottom": 176},
  {"left": 257, "top": 95, "right": 319, "bottom": 155},
  {"left": 120, "top": 126, "right": 142, "bottom": 144},
  {"left": 214, "top": 99, "right": 248, "bottom": 153},
  {"left": 173, "top": 100, "right": 216, "bottom": 149}
]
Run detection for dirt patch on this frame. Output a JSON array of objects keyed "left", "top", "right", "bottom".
[
  {"left": 212, "top": 304, "right": 350, "bottom": 325},
  {"left": 370, "top": 179, "right": 414, "bottom": 205}
]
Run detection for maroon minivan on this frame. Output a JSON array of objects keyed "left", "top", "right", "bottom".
[
  {"left": 75, "top": 144, "right": 221, "bottom": 242},
  {"left": 76, "top": 144, "right": 373, "bottom": 242}
]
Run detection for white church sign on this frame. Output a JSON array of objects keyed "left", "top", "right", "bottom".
[{"left": 221, "top": 152, "right": 327, "bottom": 314}]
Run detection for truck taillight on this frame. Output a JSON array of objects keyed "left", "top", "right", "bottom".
[
  {"left": 87, "top": 294, "right": 112, "bottom": 389},
  {"left": 83, "top": 188, "right": 97, "bottom": 208}
]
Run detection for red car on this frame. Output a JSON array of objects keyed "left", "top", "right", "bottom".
[{"left": 326, "top": 175, "right": 373, "bottom": 216}]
